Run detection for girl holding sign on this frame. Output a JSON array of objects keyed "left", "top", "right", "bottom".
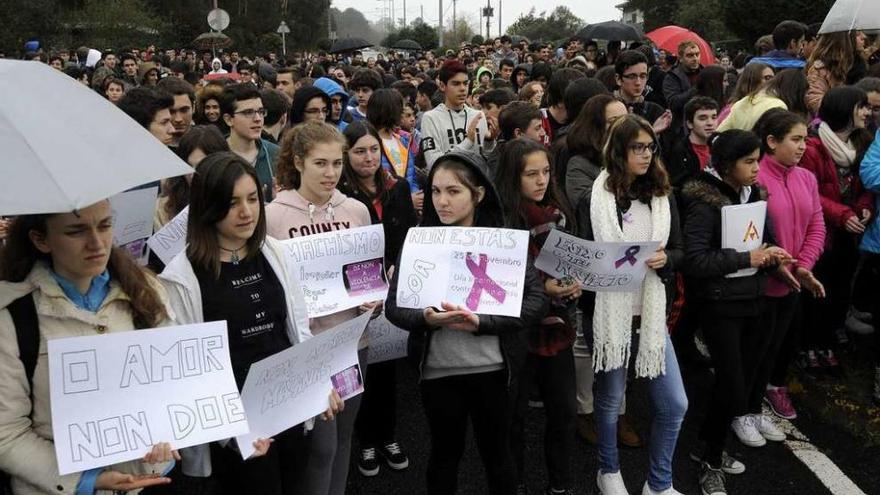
[
  {"left": 495, "top": 137, "right": 580, "bottom": 495},
  {"left": 339, "top": 121, "right": 418, "bottom": 478},
  {"left": 267, "top": 122, "right": 379, "bottom": 495},
  {"left": 159, "top": 153, "right": 343, "bottom": 494},
  {"left": 586, "top": 114, "right": 687, "bottom": 495},
  {"left": 681, "top": 130, "right": 793, "bottom": 495},
  {"left": 752, "top": 109, "right": 826, "bottom": 422},
  {"left": 0, "top": 201, "right": 180, "bottom": 494},
  {"left": 385, "top": 151, "right": 549, "bottom": 495}
]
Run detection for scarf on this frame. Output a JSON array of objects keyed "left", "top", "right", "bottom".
[
  {"left": 818, "top": 121, "right": 856, "bottom": 169},
  {"left": 590, "top": 170, "right": 670, "bottom": 378},
  {"left": 521, "top": 201, "right": 565, "bottom": 258}
]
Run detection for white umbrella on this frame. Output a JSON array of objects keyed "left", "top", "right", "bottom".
[
  {"left": 0, "top": 60, "right": 192, "bottom": 215},
  {"left": 819, "top": 0, "right": 880, "bottom": 34}
]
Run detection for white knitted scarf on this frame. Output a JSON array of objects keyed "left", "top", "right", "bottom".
[
  {"left": 590, "top": 170, "right": 671, "bottom": 378},
  {"left": 818, "top": 121, "right": 856, "bottom": 169}
]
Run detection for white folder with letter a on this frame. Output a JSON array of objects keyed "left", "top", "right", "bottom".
[{"left": 721, "top": 201, "right": 766, "bottom": 278}]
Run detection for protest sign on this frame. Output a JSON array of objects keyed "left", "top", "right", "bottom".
[
  {"left": 48, "top": 322, "right": 248, "bottom": 475},
  {"left": 395, "top": 227, "right": 529, "bottom": 317},
  {"left": 147, "top": 206, "right": 188, "bottom": 265},
  {"left": 110, "top": 187, "right": 158, "bottom": 265},
  {"left": 534, "top": 230, "right": 660, "bottom": 292},
  {"left": 283, "top": 224, "right": 387, "bottom": 318},
  {"left": 367, "top": 314, "right": 409, "bottom": 364},
  {"left": 722, "top": 201, "right": 766, "bottom": 278},
  {"left": 236, "top": 311, "right": 370, "bottom": 459}
]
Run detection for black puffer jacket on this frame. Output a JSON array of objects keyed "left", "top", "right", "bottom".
[
  {"left": 384, "top": 151, "right": 549, "bottom": 388},
  {"left": 338, "top": 176, "right": 418, "bottom": 264},
  {"left": 681, "top": 172, "right": 773, "bottom": 312}
]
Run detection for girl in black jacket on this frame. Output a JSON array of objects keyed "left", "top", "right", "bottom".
[
  {"left": 385, "top": 151, "right": 548, "bottom": 495},
  {"left": 681, "top": 130, "right": 792, "bottom": 495},
  {"left": 339, "top": 122, "right": 419, "bottom": 477}
]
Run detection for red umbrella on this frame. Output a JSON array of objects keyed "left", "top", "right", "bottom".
[{"left": 646, "top": 26, "right": 716, "bottom": 66}]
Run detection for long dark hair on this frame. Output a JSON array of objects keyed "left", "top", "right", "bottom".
[
  {"left": 709, "top": 129, "right": 762, "bottom": 177},
  {"left": 696, "top": 65, "right": 727, "bottom": 108},
  {"left": 0, "top": 210, "right": 168, "bottom": 328},
  {"left": 754, "top": 108, "right": 806, "bottom": 155},
  {"left": 764, "top": 69, "right": 809, "bottom": 118},
  {"left": 186, "top": 152, "right": 267, "bottom": 278},
  {"left": 603, "top": 114, "right": 671, "bottom": 206},
  {"left": 162, "top": 125, "right": 230, "bottom": 223},
  {"left": 819, "top": 86, "right": 873, "bottom": 160},
  {"left": 341, "top": 121, "right": 390, "bottom": 202},
  {"left": 567, "top": 94, "right": 620, "bottom": 163},
  {"left": 495, "top": 138, "right": 575, "bottom": 231}
]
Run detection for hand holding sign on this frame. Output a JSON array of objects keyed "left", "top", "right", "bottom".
[
  {"left": 645, "top": 246, "right": 667, "bottom": 270},
  {"left": 423, "top": 303, "right": 480, "bottom": 332},
  {"left": 321, "top": 389, "right": 345, "bottom": 421}
]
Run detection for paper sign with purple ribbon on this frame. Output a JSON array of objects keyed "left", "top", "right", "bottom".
[
  {"left": 396, "top": 227, "right": 529, "bottom": 317},
  {"left": 282, "top": 224, "right": 387, "bottom": 318},
  {"left": 534, "top": 229, "right": 659, "bottom": 292}
]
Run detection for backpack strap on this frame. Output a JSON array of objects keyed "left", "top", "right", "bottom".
[{"left": 8, "top": 293, "right": 39, "bottom": 391}]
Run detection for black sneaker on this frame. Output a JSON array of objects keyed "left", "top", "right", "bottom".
[
  {"left": 689, "top": 449, "right": 745, "bottom": 475},
  {"left": 357, "top": 446, "right": 380, "bottom": 477},
  {"left": 379, "top": 441, "right": 409, "bottom": 470},
  {"left": 543, "top": 488, "right": 574, "bottom": 495},
  {"left": 699, "top": 462, "right": 727, "bottom": 495}
]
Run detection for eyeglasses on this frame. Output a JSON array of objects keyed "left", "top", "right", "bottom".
[
  {"left": 234, "top": 108, "right": 267, "bottom": 119},
  {"left": 628, "top": 142, "right": 659, "bottom": 155},
  {"left": 620, "top": 73, "right": 648, "bottom": 81},
  {"left": 304, "top": 107, "right": 329, "bottom": 115}
]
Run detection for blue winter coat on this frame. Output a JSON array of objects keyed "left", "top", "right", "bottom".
[{"left": 860, "top": 130, "right": 880, "bottom": 254}]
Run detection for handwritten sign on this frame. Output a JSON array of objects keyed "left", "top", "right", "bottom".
[
  {"left": 236, "top": 311, "right": 370, "bottom": 459},
  {"left": 147, "top": 206, "right": 188, "bottom": 266},
  {"left": 48, "top": 322, "right": 248, "bottom": 475},
  {"left": 366, "top": 314, "right": 409, "bottom": 364},
  {"left": 722, "top": 201, "right": 766, "bottom": 278},
  {"left": 534, "top": 230, "right": 660, "bottom": 292},
  {"left": 110, "top": 187, "right": 158, "bottom": 265},
  {"left": 396, "top": 227, "right": 529, "bottom": 317},
  {"left": 283, "top": 225, "right": 387, "bottom": 318}
]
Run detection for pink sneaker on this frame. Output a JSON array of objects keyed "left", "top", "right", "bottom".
[{"left": 764, "top": 387, "right": 797, "bottom": 420}]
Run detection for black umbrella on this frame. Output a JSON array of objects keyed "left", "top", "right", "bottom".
[
  {"left": 329, "top": 37, "right": 373, "bottom": 54},
  {"left": 577, "top": 21, "right": 644, "bottom": 41},
  {"left": 193, "top": 32, "right": 233, "bottom": 50},
  {"left": 510, "top": 35, "right": 529, "bottom": 45},
  {"left": 392, "top": 39, "right": 422, "bottom": 51}
]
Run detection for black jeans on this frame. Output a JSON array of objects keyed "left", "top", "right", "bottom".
[
  {"left": 209, "top": 425, "right": 311, "bottom": 495},
  {"left": 510, "top": 348, "right": 576, "bottom": 490},
  {"left": 420, "top": 370, "right": 516, "bottom": 495},
  {"left": 698, "top": 303, "right": 771, "bottom": 467},
  {"left": 853, "top": 252, "right": 880, "bottom": 360},
  {"left": 753, "top": 293, "right": 800, "bottom": 409},
  {"left": 355, "top": 360, "right": 398, "bottom": 445},
  {"left": 802, "top": 233, "right": 859, "bottom": 350}
]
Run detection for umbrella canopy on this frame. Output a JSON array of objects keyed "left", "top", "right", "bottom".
[
  {"left": 577, "top": 21, "right": 644, "bottom": 41},
  {"left": 392, "top": 39, "right": 422, "bottom": 51},
  {"left": 819, "top": 0, "right": 880, "bottom": 34},
  {"left": 646, "top": 26, "right": 716, "bottom": 66},
  {"left": 193, "top": 32, "right": 233, "bottom": 50},
  {"left": 0, "top": 60, "right": 192, "bottom": 215},
  {"left": 330, "top": 37, "right": 373, "bottom": 54},
  {"left": 510, "top": 35, "right": 529, "bottom": 45}
]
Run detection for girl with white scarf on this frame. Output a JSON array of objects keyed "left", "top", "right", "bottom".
[{"left": 586, "top": 115, "right": 688, "bottom": 495}]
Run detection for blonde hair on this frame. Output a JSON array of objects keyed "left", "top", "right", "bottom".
[
  {"left": 677, "top": 40, "right": 699, "bottom": 57},
  {"left": 276, "top": 122, "right": 347, "bottom": 190}
]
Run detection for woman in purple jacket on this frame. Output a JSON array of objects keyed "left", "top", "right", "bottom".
[{"left": 738, "top": 110, "right": 826, "bottom": 445}]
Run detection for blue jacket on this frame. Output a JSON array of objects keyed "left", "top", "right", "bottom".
[
  {"left": 860, "top": 130, "right": 880, "bottom": 254},
  {"left": 314, "top": 77, "right": 350, "bottom": 132},
  {"left": 748, "top": 50, "right": 806, "bottom": 70}
]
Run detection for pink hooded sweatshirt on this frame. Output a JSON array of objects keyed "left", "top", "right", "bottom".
[
  {"left": 757, "top": 155, "right": 826, "bottom": 297},
  {"left": 266, "top": 188, "right": 372, "bottom": 345}
]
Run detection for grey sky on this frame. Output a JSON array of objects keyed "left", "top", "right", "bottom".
[{"left": 331, "top": 0, "right": 623, "bottom": 38}]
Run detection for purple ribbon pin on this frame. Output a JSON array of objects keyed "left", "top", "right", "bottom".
[
  {"left": 465, "top": 253, "right": 507, "bottom": 311},
  {"left": 614, "top": 246, "right": 641, "bottom": 268}
]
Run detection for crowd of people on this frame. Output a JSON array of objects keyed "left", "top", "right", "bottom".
[{"left": 2, "top": 18, "right": 880, "bottom": 495}]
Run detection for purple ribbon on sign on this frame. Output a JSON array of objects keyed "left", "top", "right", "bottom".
[
  {"left": 614, "top": 245, "right": 641, "bottom": 268},
  {"left": 465, "top": 253, "right": 507, "bottom": 311}
]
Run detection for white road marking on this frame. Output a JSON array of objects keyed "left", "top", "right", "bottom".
[{"left": 764, "top": 407, "right": 867, "bottom": 495}]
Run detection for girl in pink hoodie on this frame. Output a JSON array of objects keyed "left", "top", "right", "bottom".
[
  {"left": 266, "top": 122, "right": 377, "bottom": 495},
  {"left": 752, "top": 109, "right": 826, "bottom": 427}
]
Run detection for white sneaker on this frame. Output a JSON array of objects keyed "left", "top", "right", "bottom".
[
  {"left": 752, "top": 414, "right": 786, "bottom": 442},
  {"left": 641, "top": 481, "right": 684, "bottom": 495},
  {"left": 597, "top": 470, "right": 629, "bottom": 495},
  {"left": 846, "top": 313, "right": 874, "bottom": 335},
  {"left": 730, "top": 415, "right": 766, "bottom": 447}
]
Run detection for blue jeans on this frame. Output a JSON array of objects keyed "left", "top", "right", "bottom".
[{"left": 594, "top": 334, "right": 687, "bottom": 491}]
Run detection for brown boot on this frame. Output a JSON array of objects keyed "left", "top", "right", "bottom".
[
  {"left": 617, "top": 413, "right": 643, "bottom": 448},
  {"left": 575, "top": 414, "right": 598, "bottom": 445}
]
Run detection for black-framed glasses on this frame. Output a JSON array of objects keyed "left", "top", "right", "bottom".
[
  {"left": 234, "top": 108, "right": 267, "bottom": 119},
  {"left": 304, "top": 107, "right": 329, "bottom": 115},
  {"left": 628, "top": 142, "right": 659, "bottom": 155}
]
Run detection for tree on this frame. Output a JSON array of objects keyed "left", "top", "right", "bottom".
[
  {"left": 622, "top": 0, "right": 679, "bottom": 32},
  {"left": 381, "top": 18, "right": 438, "bottom": 51},
  {"left": 506, "top": 6, "right": 583, "bottom": 42},
  {"left": 441, "top": 14, "right": 475, "bottom": 49},
  {"left": 0, "top": 0, "right": 60, "bottom": 54},
  {"left": 333, "top": 7, "right": 383, "bottom": 45},
  {"left": 722, "top": 0, "right": 834, "bottom": 44},
  {"left": 675, "top": 0, "right": 732, "bottom": 43},
  {"left": 61, "top": 0, "right": 165, "bottom": 50}
]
